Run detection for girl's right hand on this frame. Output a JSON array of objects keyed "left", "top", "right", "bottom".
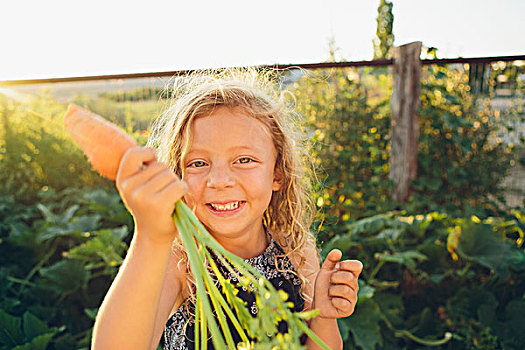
[{"left": 116, "top": 147, "right": 188, "bottom": 244}]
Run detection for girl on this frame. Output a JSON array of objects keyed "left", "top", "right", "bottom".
[{"left": 91, "top": 70, "right": 363, "bottom": 350}]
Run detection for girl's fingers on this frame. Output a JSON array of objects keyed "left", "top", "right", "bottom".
[
  {"left": 117, "top": 146, "right": 157, "bottom": 182},
  {"left": 320, "top": 249, "right": 342, "bottom": 271},
  {"left": 330, "top": 270, "right": 358, "bottom": 290},
  {"left": 328, "top": 284, "right": 355, "bottom": 299},
  {"left": 331, "top": 297, "right": 353, "bottom": 313},
  {"left": 136, "top": 166, "right": 179, "bottom": 194},
  {"left": 156, "top": 178, "right": 189, "bottom": 203},
  {"left": 118, "top": 167, "right": 160, "bottom": 203},
  {"left": 337, "top": 260, "right": 364, "bottom": 279}
]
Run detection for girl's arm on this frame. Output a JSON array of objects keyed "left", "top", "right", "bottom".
[
  {"left": 149, "top": 245, "right": 187, "bottom": 349},
  {"left": 302, "top": 246, "right": 363, "bottom": 350},
  {"left": 91, "top": 147, "right": 188, "bottom": 350}
]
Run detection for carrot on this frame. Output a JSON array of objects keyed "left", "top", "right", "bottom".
[{"left": 64, "top": 104, "right": 137, "bottom": 180}]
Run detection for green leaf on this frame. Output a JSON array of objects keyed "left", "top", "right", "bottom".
[
  {"left": 39, "top": 259, "right": 89, "bottom": 293},
  {"left": 22, "top": 312, "right": 50, "bottom": 342},
  {"left": 65, "top": 228, "right": 127, "bottom": 267},
  {"left": 0, "top": 309, "right": 24, "bottom": 347},
  {"left": 374, "top": 293, "right": 404, "bottom": 327},
  {"left": 357, "top": 280, "right": 375, "bottom": 300},
  {"left": 502, "top": 299, "right": 525, "bottom": 347},
  {"left": 35, "top": 203, "right": 56, "bottom": 223},
  {"left": 344, "top": 298, "right": 384, "bottom": 350},
  {"left": 84, "top": 308, "right": 98, "bottom": 321},
  {"left": 350, "top": 214, "right": 389, "bottom": 235},
  {"left": 37, "top": 214, "right": 101, "bottom": 243},
  {"left": 375, "top": 250, "right": 427, "bottom": 270},
  {"left": 457, "top": 220, "right": 525, "bottom": 279},
  {"left": 447, "top": 287, "right": 497, "bottom": 320},
  {"left": 11, "top": 333, "right": 55, "bottom": 350}
]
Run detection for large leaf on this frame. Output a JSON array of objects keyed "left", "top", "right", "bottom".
[
  {"left": 501, "top": 299, "right": 525, "bottom": 347},
  {"left": 374, "top": 250, "right": 427, "bottom": 270},
  {"left": 447, "top": 287, "right": 497, "bottom": 321},
  {"left": 22, "top": 312, "right": 50, "bottom": 342},
  {"left": 36, "top": 214, "right": 101, "bottom": 243},
  {"left": 11, "top": 333, "right": 55, "bottom": 350},
  {"left": 349, "top": 215, "right": 390, "bottom": 235},
  {"left": 0, "top": 309, "right": 24, "bottom": 347},
  {"left": 343, "top": 298, "right": 384, "bottom": 350},
  {"left": 65, "top": 227, "right": 128, "bottom": 268},
  {"left": 0, "top": 310, "right": 57, "bottom": 349},
  {"left": 39, "top": 259, "right": 89, "bottom": 293},
  {"left": 457, "top": 220, "right": 525, "bottom": 279}
]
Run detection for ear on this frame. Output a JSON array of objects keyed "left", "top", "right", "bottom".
[{"left": 272, "top": 167, "right": 283, "bottom": 191}]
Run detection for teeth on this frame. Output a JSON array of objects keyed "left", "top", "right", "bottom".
[{"left": 210, "top": 202, "right": 240, "bottom": 211}]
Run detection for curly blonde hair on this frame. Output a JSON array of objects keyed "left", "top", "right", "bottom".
[{"left": 147, "top": 68, "right": 317, "bottom": 302}]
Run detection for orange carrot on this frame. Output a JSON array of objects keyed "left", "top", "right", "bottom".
[{"left": 64, "top": 104, "right": 138, "bottom": 180}]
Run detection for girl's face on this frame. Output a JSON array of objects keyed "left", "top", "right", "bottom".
[{"left": 182, "top": 107, "right": 281, "bottom": 246}]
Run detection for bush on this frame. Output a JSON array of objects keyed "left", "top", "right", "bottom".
[
  {"left": 0, "top": 94, "right": 110, "bottom": 203},
  {"left": 0, "top": 187, "right": 133, "bottom": 350},
  {"left": 292, "top": 64, "right": 522, "bottom": 245},
  {"left": 323, "top": 210, "right": 525, "bottom": 349}
]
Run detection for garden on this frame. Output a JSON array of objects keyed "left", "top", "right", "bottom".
[{"left": 0, "top": 58, "right": 524, "bottom": 349}]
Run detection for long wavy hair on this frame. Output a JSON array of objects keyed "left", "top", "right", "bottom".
[{"left": 147, "top": 68, "right": 317, "bottom": 303}]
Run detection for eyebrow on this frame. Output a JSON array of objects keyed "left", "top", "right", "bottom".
[{"left": 187, "top": 145, "right": 264, "bottom": 155}]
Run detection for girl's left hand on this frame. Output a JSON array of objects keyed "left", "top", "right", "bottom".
[{"left": 312, "top": 249, "right": 363, "bottom": 319}]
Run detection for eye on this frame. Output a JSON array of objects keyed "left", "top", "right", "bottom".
[
  {"left": 237, "top": 157, "right": 253, "bottom": 164},
  {"left": 188, "top": 160, "right": 207, "bottom": 168}
]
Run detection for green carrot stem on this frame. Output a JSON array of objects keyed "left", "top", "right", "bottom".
[
  {"left": 174, "top": 201, "right": 331, "bottom": 349},
  {"left": 201, "top": 268, "right": 237, "bottom": 348},
  {"left": 194, "top": 292, "right": 200, "bottom": 348},
  {"left": 173, "top": 208, "right": 227, "bottom": 349},
  {"left": 203, "top": 248, "right": 250, "bottom": 343},
  {"left": 198, "top": 243, "right": 238, "bottom": 348},
  {"left": 178, "top": 203, "right": 263, "bottom": 285}
]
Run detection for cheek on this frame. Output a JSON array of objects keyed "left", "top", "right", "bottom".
[{"left": 182, "top": 176, "right": 203, "bottom": 206}]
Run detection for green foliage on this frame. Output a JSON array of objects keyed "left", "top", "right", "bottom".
[
  {"left": 0, "top": 94, "right": 110, "bottom": 203},
  {"left": 412, "top": 65, "right": 521, "bottom": 216},
  {"left": 293, "top": 64, "right": 522, "bottom": 246},
  {"left": 0, "top": 187, "right": 132, "bottom": 349},
  {"left": 0, "top": 309, "right": 60, "bottom": 350},
  {"left": 293, "top": 68, "right": 394, "bottom": 242},
  {"left": 1, "top": 63, "right": 523, "bottom": 348},
  {"left": 326, "top": 211, "right": 525, "bottom": 349}
]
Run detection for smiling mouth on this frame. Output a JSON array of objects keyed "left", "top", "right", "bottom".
[{"left": 207, "top": 201, "right": 245, "bottom": 211}]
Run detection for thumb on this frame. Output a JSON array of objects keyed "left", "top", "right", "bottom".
[{"left": 321, "top": 249, "right": 342, "bottom": 271}]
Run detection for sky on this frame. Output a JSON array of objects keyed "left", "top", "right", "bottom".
[{"left": 1, "top": 0, "right": 524, "bottom": 81}]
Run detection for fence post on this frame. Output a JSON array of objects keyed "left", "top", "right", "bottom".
[{"left": 389, "top": 41, "right": 422, "bottom": 202}]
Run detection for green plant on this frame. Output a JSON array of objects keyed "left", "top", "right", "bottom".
[
  {"left": 413, "top": 64, "right": 522, "bottom": 216},
  {"left": 0, "top": 95, "right": 110, "bottom": 203},
  {"left": 293, "top": 68, "right": 394, "bottom": 243},
  {"left": 322, "top": 210, "right": 525, "bottom": 349},
  {"left": 0, "top": 187, "right": 133, "bottom": 350}
]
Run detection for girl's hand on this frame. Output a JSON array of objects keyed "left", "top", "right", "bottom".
[
  {"left": 312, "top": 249, "right": 363, "bottom": 319},
  {"left": 116, "top": 147, "right": 188, "bottom": 244}
]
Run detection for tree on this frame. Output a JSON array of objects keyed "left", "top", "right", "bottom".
[{"left": 373, "top": 0, "right": 395, "bottom": 59}]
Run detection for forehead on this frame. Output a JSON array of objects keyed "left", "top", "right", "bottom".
[{"left": 188, "top": 107, "right": 275, "bottom": 155}]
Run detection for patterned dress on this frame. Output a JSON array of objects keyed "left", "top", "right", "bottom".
[{"left": 163, "top": 237, "right": 304, "bottom": 350}]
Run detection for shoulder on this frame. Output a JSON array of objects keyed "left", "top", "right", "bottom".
[
  {"left": 279, "top": 234, "right": 319, "bottom": 274},
  {"left": 278, "top": 234, "right": 320, "bottom": 310}
]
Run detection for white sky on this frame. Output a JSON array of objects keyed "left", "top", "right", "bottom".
[{"left": 1, "top": 0, "right": 523, "bottom": 81}]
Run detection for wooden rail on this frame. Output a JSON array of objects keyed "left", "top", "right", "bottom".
[{"left": 1, "top": 55, "right": 523, "bottom": 86}]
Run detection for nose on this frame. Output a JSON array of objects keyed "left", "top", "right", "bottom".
[{"left": 206, "top": 164, "right": 235, "bottom": 189}]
